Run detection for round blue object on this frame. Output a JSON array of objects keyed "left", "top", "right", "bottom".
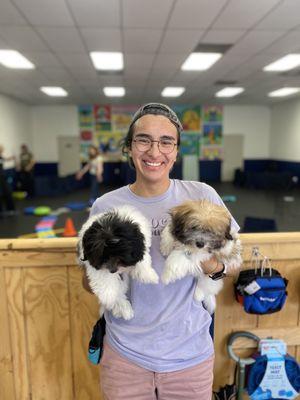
[
  {"left": 24, "top": 206, "right": 36, "bottom": 215},
  {"left": 65, "top": 202, "right": 87, "bottom": 211}
]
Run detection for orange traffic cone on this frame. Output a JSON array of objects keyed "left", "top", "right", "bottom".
[{"left": 63, "top": 217, "right": 77, "bottom": 237}]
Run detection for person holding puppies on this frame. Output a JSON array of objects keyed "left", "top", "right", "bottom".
[{"left": 82, "top": 103, "right": 240, "bottom": 400}]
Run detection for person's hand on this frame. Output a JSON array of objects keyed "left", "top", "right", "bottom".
[
  {"left": 76, "top": 171, "right": 82, "bottom": 180},
  {"left": 97, "top": 174, "right": 103, "bottom": 183},
  {"left": 201, "top": 255, "right": 223, "bottom": 275}
]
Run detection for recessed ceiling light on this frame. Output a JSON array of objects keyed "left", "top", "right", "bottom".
[
  {"left": 181, "top": 52, "right": 222, "bottom": 71},
  {"left": 161, "top": 87, "right": 185, "bottom": 97},
  {"left": 103, "top": 87, "right": 125, "bottom": 97},
  {"left": 40, "top": 87, "right": 68, "bottom": 97},
  {"left": 0, "top": 50, "right": 35, "bottom": 69},
  {"left": 263, "top": 54, "right": 300, "bottom": 72},
  {"left": 268, "top": 87, "right": 300, "bottom": 97},
  {"left": 215, "top": 87, "right": 244, "bottom": 97},
  {"left": 90, "top": 52, "right": 124, "bottom": 71}
]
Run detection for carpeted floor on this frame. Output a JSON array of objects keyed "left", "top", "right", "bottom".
[{"left": 0, "top": 182, "right": 300, "bottom": 238}]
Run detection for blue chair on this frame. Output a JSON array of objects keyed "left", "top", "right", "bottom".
[{"left": 243, "top": 217, "right": 277, "bottom": 233}]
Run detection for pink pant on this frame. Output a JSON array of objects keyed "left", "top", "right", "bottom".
[{"left": 100, "top": 342, "right": 214, "bottom": 400}]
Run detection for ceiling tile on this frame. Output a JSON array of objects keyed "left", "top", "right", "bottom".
[
  {"left": 202, "top": 29, "right": 246, "bottom": 44},
  {"left": 262, "top": 30, "right": 300, "bottom": 55},
  {"left": 228, "top": 30, "right": 285, "bottom": 55},
  {"left": 256, "top": 0, "right": 300, "bottom": 30},
  {"left": 0, "top": 0, "right": 27, "bottom": 25},
  {"left": 213, "top": 0, "right": 281, "bottom": 29},
  {"left": 168, "top": 0, "right": 228, "bottom": 29},
  {"left": 68, "top": 0, "right": 120, "bottom": 28},
  {"left": 122, "top": 0, "right": 174, "bottom": 28},
  {"left": 123, "top": 29, "right": 163, "bottom": 53},
  {"left": 124, "top": 53, "right": 156, "bottom": 69},
  {"left": 54, "top": 53, "right": 92, "bottom": 69},
  {"left": 24, "top": 52, "right": 62, "bottom": 68},
  {"left": 41, "top": 66, "right": 75, "bottom": 82},
  {"left": 152, "top": 53, "right": 187, "bottom": 70},
  {"left": 36, "top": 27, "right": 86, "bottom": 53},
  {"left": 13, "top": 0, "right": 74, "bottom": 26},
  {"left": 0, "top": 26, "right": 49, "bottom": 51},
  {"left": 159, "top": 29, "right": 205, "bottom": 54},
  {"left": 80, "top": 28, "right": 121, "bottom": 51}
]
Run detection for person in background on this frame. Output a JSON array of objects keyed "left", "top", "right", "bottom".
[
  {"left": 81, "top": 103, "right": 240, "bottom": 400},
  {"left": 0, "top": 145, "right": 16, "bottom": 217},
  {"left": 17, "top": 144, "right": 35, "bottom": 197},
  {"left": 76, "top": 144, "right": 104, "bottom": 204}
]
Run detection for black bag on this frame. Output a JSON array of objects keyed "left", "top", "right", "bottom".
[{"left": 87, "top": 316, "right": 106, "bottom": 364}]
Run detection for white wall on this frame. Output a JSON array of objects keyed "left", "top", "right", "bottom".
[
  {"left": 0, "top": 97, "right": 274, "bottom": 163},
  {"left": 223, "top": 105, "right": 271, "bottom": 159},
  {"left": 270, "top": 98, "right": 300, "bottom": 161},
  {"left": 31, "top": 105, "right": 78, "bottom": 162},
  {"left": 30, "top": 104, "right": 272, "bottom": 162},
  {"left": 0, "top": 94, "right": 31, "bottom": 167}
]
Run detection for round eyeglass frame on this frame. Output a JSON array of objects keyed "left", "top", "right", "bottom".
[{"left": 132, "top": 138, "right": 178, "bottom": 154}]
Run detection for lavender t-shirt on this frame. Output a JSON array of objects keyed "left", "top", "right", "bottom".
[{"left": 90, "top": 179, "right": 239, "bottom": 372}]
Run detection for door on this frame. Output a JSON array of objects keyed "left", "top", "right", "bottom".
[
  {"left": 57, "top": 136, "right": 81, "bottom": 177},
  {"left": 222, "top": 134, "right": 244, "bottom": 182}
]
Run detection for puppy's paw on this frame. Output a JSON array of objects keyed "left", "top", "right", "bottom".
[
  {"left": 203, "top": 295, "right": 216, "bottom": 315},
  {"left": 112, "top": 300, "right": 134, "bottom": 320},
  {"left": 161, "top": 268, "right": 177, "bottom": 285},
  {"left": 194, "top": 287, "right": 205, "bottom": 302},
  {"left": 131, "top": 266, "right": 159, "bottom": 284}
]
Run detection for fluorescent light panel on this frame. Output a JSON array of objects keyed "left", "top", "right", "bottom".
[
  {"left": 90, "top": 52, "right": 123, "bottom": 71},
  {"left": 40, "top": 87, "right": 68, "bottom": 97},
  {"left": 215, "top": 87, "right": 244, "bottom": 97},
  {"left": 181, "top": 52, "right": 222, "bottom": 71},
  {"left": 0, "top": 50, "right": 35, "bottom": 69},
  {"left": 103, "top": 87, "right": 125, "bottom": 97},
  {"left": 268, "top": 87, "right": 300, "bottom": 97},
  {"left": 264, "top": 54, "right": 300, "bottom": 72},
  {"left": 161, "top": 87, "right": 185, "bottom": 97}
]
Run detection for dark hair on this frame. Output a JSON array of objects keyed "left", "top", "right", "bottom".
[{"left": 121, "top": 116, "right": 181, "bottom": 169}]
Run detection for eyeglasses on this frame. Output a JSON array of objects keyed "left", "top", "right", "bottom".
[{"left": 133, "top": 137, "right": 178, "bottom": 154}]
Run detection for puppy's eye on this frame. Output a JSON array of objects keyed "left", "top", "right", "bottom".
[
  {"left": 191, "top": 226, "right": 198, "bottom": 230},
  {"left": 196, "top": 241, "right": 204, "bottom": 248}
]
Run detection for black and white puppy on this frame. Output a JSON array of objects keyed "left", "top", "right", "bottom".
[
  {"left": 78, "top": 205, "right": 158, "bottom": 320},
  {"left": 160, "top": 199, "right": 242, "bottom": 314}
]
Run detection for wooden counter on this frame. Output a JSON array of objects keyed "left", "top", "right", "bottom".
[{"left": 0, "top": 233, "right": 299, "bottom": 399}]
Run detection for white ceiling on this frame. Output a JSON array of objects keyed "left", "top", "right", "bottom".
[{"left": 0, "top": 0, "right": 300, "bottom": 105}]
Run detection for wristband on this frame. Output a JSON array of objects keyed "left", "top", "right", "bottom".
[{"left": 209, "top": 263, "right": 227, "bottom": 281}]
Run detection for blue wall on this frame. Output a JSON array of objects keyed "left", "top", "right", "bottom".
[{"left": 5, "top": 158, "right": 299, "bottom": 196}]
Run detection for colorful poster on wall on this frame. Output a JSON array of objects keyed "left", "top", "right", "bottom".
[
  {"left": 203, "top": 105, "right": 223, "bottom": 123},
  {"left": 95, "top": 131, "right": 125, "bottom": 153},
  {"left": 201, "top": 145, "right": 223, "bottom": 160},
  {"left": 80, "top": 130, "right": 93, "bottom": 141},
  {"left": 112, "top": 105, "right": 137, "bottom": 132},
  {"left": 173, "top": 105, "right": 202, "bottom": 132},
  {"left": 180, "top": 133, "right": 200, "bottom": 156},
  {"left": 94, "top": 105, "right": 111, "bottom": 132},
  {"left": 79, "top": 105, "right": 93, "bottom": 128},
  {"left": 203, "top": 124, "right": 223, "bottom": 145},
  {"left": 79, "top": 105, "right": 94, "bottom": 161},
  {"left": 78, "top": 104, "right": 224, "bottom": 162}
]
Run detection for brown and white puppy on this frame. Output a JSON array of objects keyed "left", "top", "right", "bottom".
[{"left": 160, "top": 199, "right": 242, "bottom": 314}]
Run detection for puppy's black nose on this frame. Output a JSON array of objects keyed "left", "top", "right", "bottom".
[{"left": 196, "top": 241, "right": 204, "bottom": 248}]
